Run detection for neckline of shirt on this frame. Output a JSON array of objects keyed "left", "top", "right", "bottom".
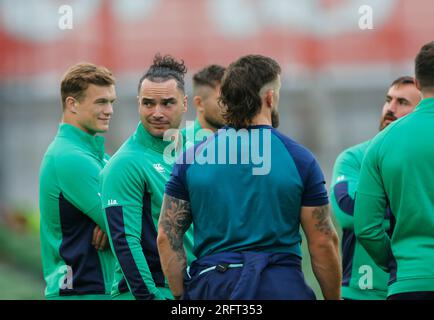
[
  {"left": 57, "top": 123, "right": 105, "bottom": 158},
  {"left": 135, "top": 122, "right": 175, "bottom": 153}
]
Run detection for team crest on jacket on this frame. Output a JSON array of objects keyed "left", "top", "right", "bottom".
[{"left": 153, "top": 163, "right": 165, "bottom": 173}]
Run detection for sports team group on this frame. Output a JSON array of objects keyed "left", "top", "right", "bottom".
[{"left": 39, "top": 41, "right": 434, "bottom": 300}]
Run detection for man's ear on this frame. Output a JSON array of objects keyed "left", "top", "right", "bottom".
[
  {"left": 415, "top": 79, "right": 421, "bottom": 91},
  {"left": 65, "top": 97, "right": 77, "bottom": 113},
  {"left": 265, "top": 89, "right": 274, "bottom": 109},
  {"left": 193, "top": 95, "right": 203, "bottom": 112}
]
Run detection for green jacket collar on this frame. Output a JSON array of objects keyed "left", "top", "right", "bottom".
[
  {"left": 57, "top": 123, "right": 105, "bottom": 159},
  {"left": 134, "top": 122, "right": 174, "bottom": 153},
  {"left": 193, "top": 118, "right": 203, "bottom": 131},
  {"left": 416, "top": 97, "right": 434, "bottom": 111}
]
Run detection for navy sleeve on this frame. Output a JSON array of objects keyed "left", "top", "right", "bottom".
[
  {"left": 165, "top": 138, "right": 210, "bottom": 201},
  {"left": 302, "top": 158, "right": 329, "bottom": 207},
  {"left": 333, "top": 181, "right": 355, "bottom": 215},
  {"left": 165, "top": 161, "right": 190, "bottom": 201}
]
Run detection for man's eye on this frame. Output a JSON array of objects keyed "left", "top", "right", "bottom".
[{"left": 164, "top": 101, "right": 176, "bottom": 106}]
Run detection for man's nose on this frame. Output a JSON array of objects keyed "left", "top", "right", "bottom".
[
  {"left": 152, "top": 104, "right": 165, "bottom": 117},
  {"left": 387, "top": 100, "right": 398, "bottom": 113},
  {"left": 103, "top": 102, "right": 114, "bottom": 116}
]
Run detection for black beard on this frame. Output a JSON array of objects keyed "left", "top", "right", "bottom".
[
  {"left": 271, "top": 109, "right": 280, "bottom": 128},
  {"left": 379, "top": 111, "right": 397, "bottom": 131},
  {"left": 204, "top": 114, "right": 225, "bottom": 130}
]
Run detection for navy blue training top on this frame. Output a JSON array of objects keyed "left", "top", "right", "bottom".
[{"left": 165, "top": 125, "right": 329, "bottom": 259}]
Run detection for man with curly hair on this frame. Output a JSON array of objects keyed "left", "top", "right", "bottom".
[
  {"left": 157, "top": 54, "right": 341, "bottom": 300},
  {"left": 100, "top": 54, "right": 194, "bottom": 300}
]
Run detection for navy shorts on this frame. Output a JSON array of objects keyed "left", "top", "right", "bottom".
[{"left": 183, "top": 251, "right": 316, "bottom": 300}]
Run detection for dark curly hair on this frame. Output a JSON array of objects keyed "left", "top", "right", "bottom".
[
  {"left": 219, "top": 55, "right": 281, "bottom": 129},
  {"left": 137, "top": 53, "right": 187, "bottom": 93},
  {"left": 415, "top": 41, "right": 434, "bottom": 92}
]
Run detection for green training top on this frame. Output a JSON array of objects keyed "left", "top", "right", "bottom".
[
  {"left": 330, "top": 140, "right": 390, "bottom": 300},
  {"left": 354, "top": 98, "right": 434, "bottom": 297},
  {"left": 39, "top": 123, "right": 115, "bottom": 299},
  {"left": 100, "top": 122, "right": 195, "bottom": 300}
]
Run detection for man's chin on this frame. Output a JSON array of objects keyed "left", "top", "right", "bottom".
[
  {"left": 93, "top": 126, "right": 109, "bottom": 134},
  {"left": 148, "top": 127, "right": 169, "bottom": 138},
  {"left": 380, "top": 119, "right": 395, "bottom": 130}
]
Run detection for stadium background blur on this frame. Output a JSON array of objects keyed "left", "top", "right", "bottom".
[{"left": 0, "top": 0, "right": 432, "bottom": 299}]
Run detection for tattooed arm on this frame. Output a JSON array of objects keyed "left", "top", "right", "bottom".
[
  {"left": 300, "top": 205, "right": 342, "bottom": 300},
  {"left": 157, "top": 194, "right": 192, "bottom": 298}
]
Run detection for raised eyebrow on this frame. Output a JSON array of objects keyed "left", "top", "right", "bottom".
[
  {"left": 142, "top": 97, "right": 156, "bottom": 103},
  {"left": 162, "top": 97, "right": 177, "bottom": 103}
]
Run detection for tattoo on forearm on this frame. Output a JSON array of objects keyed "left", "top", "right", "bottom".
[
  {"left": 312, "top": 205, "right": 333, "bottom": 236},
  {"left": 159, "top": 195, "right": 192, "bottom": 262}
]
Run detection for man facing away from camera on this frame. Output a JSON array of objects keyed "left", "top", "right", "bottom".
[{"left": 157, "top": 54, "right": 341, "bottom": 300}]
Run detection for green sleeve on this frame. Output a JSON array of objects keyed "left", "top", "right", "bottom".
[
  {"left": 101, "top": 157, "right": 166, "bottom": 300},
  {"left": 354, "top": 141, "right": 391, "bottom": 272},
  {"left": 330, "top": 149, "right": 359, "bottom": 230},
  {"left": 55, "top": 152, "right": 107, "bottom": 232}
]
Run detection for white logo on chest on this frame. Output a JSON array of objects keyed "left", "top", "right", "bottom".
[
  {"left": 107, "top": 199, "right": 118, "bottom": 206},
  {"left": 153, "top": 163, "right": 165, "bottom": 173}
]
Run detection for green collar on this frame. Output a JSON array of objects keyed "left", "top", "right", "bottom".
[
  {"left": 57, "top": 123, "right": 105, "bottom": 159},
  {"left": 134, "top": 122, "right": 174, "bottom": 153},
  {"left": 194, "top": 118, "right": 203, "bottom": 131},
  {"left": 416, "top": 97, "right": 434, "bottom": 111}
]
